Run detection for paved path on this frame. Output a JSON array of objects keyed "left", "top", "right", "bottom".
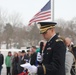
[{"left": 1, "top": 66, "right": 6, "bottom": 75}]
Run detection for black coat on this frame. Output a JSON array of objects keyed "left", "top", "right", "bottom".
[
  {"left": 12, "top": 56, "right": 19, "bottom": 75},
  {"left": 30, "top": 52, "right": 37, "bottom": 65},
  {"left": 37, "top": 35, "right": 66, "bottom": 75},
  {"left": 18, "top": 55, "right": 29, "bottom": 74},
  {"left": 72, "top": 45, "right": 76, "bottom": 59},
  {"left": 0, "top": 54, "right": 4, "bottom": 66}
]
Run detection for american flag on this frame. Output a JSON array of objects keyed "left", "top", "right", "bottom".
[{"left": 28, "top": 0, "right": 51, "bottom": 26}]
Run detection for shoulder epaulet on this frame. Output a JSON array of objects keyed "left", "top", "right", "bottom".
[{"left": 56, "top": 39, "right": 63, "bottom": 42}]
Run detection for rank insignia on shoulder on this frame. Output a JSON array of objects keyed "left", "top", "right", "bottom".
[{"left": 56, "top": 39, "right": 63, "bottom": 42}]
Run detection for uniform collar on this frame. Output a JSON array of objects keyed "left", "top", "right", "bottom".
[{"left": 48, "top": 34, "right": 56, "bottom": 42}]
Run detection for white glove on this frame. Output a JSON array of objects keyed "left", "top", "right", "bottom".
[
  {"left": 71, "top": 42, "right": 74, "bottom": 46},
  {"left": 37, "top": 52, "right": 43, "bottom": 63},
  {"left": 20, "top": 63, "right": 37, "bottom": 74}
]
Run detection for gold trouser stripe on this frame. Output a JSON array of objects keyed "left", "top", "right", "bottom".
[{"left": 42, "top": 64, "right": 46, "bottom": 75}]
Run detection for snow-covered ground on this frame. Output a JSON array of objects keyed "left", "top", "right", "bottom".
[{"left": 1, "top": 65, "right": 6, "bottom": 75}]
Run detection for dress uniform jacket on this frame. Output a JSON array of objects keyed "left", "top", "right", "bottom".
[{"left": 37, "top": 34, "right": 66, "bottom": 75}]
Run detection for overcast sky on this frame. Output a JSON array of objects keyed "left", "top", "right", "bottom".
[{"left": 0, "top": 0, "right": 76, "bottom": 25}]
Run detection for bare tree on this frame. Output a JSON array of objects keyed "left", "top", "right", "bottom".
[
  {"left": 0, "top": 8, "right": 6, "bottom": 48},
  {"left": 26, "top": 24, "right": 43, "bottom": 46},
  {"left": 3, "top": 23, "right": 13, "bottom": 49}
]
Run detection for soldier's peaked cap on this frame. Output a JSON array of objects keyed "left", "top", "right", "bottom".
[{"left": 38, "top": 22, "right": 57, "bottom": 34}]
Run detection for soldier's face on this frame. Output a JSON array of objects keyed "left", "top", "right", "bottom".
[{"left": 42, "top": 29, "right": 53, "bottom": 41}]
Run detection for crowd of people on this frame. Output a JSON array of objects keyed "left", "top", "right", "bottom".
[
  {"left": 0, "top": 43, "right": 46, "bottom": 75},
  {"left": 0, "top": 21, "right": 76, "bottom": 75}
]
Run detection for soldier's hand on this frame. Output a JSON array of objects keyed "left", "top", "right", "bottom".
[{"left": 37, "top": 52, "right": 43, "bottom": 63}]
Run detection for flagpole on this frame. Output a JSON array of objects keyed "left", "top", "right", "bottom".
[{"left": 51, "top": 0, "right": 54, "bottom": 21}]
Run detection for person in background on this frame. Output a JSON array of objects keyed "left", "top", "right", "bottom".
[
  {"left": 0, "top": 51, "right": 4, "bottom": 75},
  {"left": 18, "top": 51, "right": 21, "bottom": 58},
  {"left": 65, "top": 37, "right": 76, "bottom": 75},
  {"left": 18, "top": 51, "right": 22, "bottom": 64},
  {"left": 27, "top": 50, "right": 31, "bottom": 62},
  {"left": 30, "top": 46, "right": 37, "bottom": 66},
  {"left": 5, "top": 51, "right": 12, "bottom": 75},
  {"left": 18, "top": 50, "right": 29, "bottom": 74},
  {"left": 12, "top": 52, "right": 19, "bottom": 75}
]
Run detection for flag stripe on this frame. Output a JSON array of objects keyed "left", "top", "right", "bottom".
[
  {"left": 29, "top": 17, "right": 51, "bottom": 25},
  {"left": 28, "top": 0, "right": 51, "bottom": 26},
  {"left": 29, "top": 17, "right": 51, "bottom": 24},
  {"left": 35, "top": 10, "right": 51, "bottom": 16},
  {"left": 29, "top": 13, "right": 51, "bottom": 22},
  {"left": 33, "top": 12, "right": 51, "bottom": 19},
  {"left": 29, "top": 15, "right": 51, "bottom": 23},
  {"left": 32, "top": 17, "right": 51, "bottom": 22}
]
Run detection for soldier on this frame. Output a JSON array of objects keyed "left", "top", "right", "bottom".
[{"left": 20, "top": 22, "right": 66, "bottom": 75}]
